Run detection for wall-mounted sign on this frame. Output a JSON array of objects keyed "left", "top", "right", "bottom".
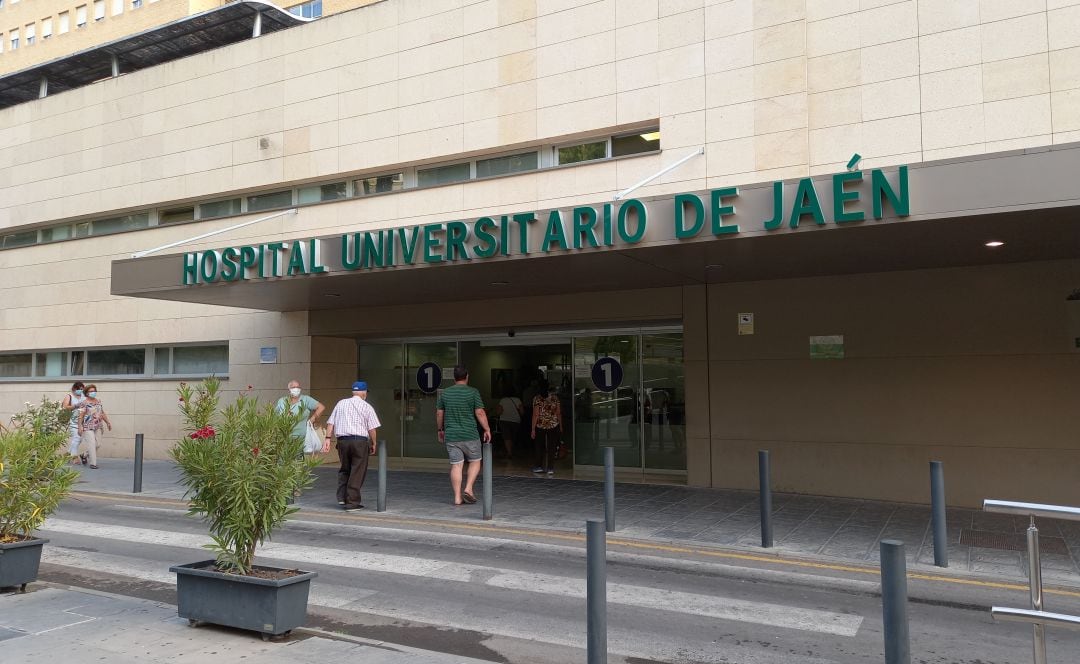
[
  {"left": 416, "top": 362, "right": 441, "bottom": 394},
  {"left": 178, "top": 162, "right": 909, "bottom": 286},
  {"left": 259, "top": 346, "right": 278, "bottom": 364},
  {"left": 738, "top": 312, "right": 754, "bottom": 335},
  {"left": 591, "top": 357, "right": 623, "bottom": 392},
  {"left": 809, "top": 335, "right": 845, "bottom": 359}
]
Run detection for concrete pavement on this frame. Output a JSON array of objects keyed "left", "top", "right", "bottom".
[
  {"left": 0, "top": 585, "right": 494, "bottom": 664},
  {"left": 68, "top": 458, "right": 1080, "bottom": 587}
]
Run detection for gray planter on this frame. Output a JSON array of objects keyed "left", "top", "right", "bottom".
[
  {"left": 0, "top": 537, "right": 47, "bottom": 592},
  {"left": 170, "top": 560, "right": 317, "bottom": 640}
]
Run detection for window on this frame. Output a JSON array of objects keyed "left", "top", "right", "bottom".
[
  {"left": 41, "top": 226, "right": 71, "bottom": 242},
  {"left": 131, "top": 0, "right": 142, "bottom": 8},
  {"left": 76, "top": 6, "right": 87, "bottom": 28},
  {"left": 87, "top": 348, "right": 145, "bottom": 375},
  {"left": 612, "top": 129, "right": 660, "bottom": 157},
  {"left": 557, "top": 140, "right": 606, "bottom": 165},
  {"left": 91, "top": 213, "right": 150, "bottom": 235},
  {"left": 476, "top": 152, "right": 538, "bottom": 178},
  {"left": 112, "top": 0, "right": 122, "bottom": 15},
  {"left": 10, "top": 30, "right": 19, "bottom": 51},
  {"left": 297, "top": 182, "right": 347, "bottom": 204},
  {"left": 417, "top": 162, "right": 470, "bottom": 188},
  {"left": 0, "top": 35, "right": 4, "bottom": 54},
  {"left": 93, "top": 0, "right": 105, "bottom": 21},
  {"left": 34, "top": 352, "right": 65, "bottom": 377},
  {"left": 354, "top": 173, "right": 404, "bottom": 196},
  {"left": 59, "top": 11, "right": 70, "bottom": 33},
  {"left": 0, "top": 230, "right": 35, "bottom": 249},
  {"left": 246, "top": 189, "right": 293, "bottom": 212},
  {"left": 287, "top": 0, "right": 322, "bottom": 18},
  {"left": 25, "top": 24, "right": 34, "bottom": 46},
  {"left": 75, "top": 222, "right": 91, "bottom": 238},
  {"left": 0, "top": 354, "right": 32, "bottom": 378},
  {"left": 153, "top": 345, "right": 229, "bottom": 376},
  {"left": 159, "top": 207, "right": 194, "bottom": 224},
  {"left": 199, "top": 198, "right": 241, "bottom": 219},
  {"left": 42, "top": 18, "right": 53, "bottom": 39}
]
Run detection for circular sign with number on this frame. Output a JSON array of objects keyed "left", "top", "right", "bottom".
[
  {"left": 591, "top": 357, "right": 623, "bottom": 392},
  {"left": 416, "top": 362, "right": 441, "bottom": 394}
]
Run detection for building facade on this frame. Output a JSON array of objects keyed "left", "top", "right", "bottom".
[{"left": 2, "top": 0, "right": 1079, "bottom": 507}]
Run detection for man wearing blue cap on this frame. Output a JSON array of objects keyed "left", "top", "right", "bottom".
[{"left": 324, "top": 380, "right": 381, "bottom": 511}]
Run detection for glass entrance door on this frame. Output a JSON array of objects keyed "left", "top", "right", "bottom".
[
  {"left": 403, "top": 342, "right": 456, "bottom": 458},
  {"left": 573, "top": 335, "right": 641, "bottom": 468}
]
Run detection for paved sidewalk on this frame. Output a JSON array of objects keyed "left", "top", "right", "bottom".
[
  {"left": 70, "top": 459, "right": 1080, "bottom": 586},
  {"left": 0, "top": 585, "right": 491, "bottom": 663}
]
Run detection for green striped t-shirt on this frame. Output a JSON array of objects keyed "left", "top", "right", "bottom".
[{"left": 436, "top": 384, "right": 484, "bottom": 443}]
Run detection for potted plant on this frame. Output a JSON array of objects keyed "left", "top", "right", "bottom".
[
  {"left": 1, "top": 398, "right": 79, "bottom": 592},
  {"left": 169, "top": 377, "right": 320, "bottom": 640}
]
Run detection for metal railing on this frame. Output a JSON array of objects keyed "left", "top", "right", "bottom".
[{"left": 982, "top": 499, "right": 1080, "bottom": 664}]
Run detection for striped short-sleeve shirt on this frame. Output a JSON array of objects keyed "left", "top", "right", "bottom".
[{"left": 436, "top": 384, "right": 484, "bottom": 443}]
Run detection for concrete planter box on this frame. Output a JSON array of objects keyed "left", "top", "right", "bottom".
[
  {"left": 0, "top": 537, "right": 47, "bottom": 592},
  {"left": 170, "top": 560, "right": 316, "bottom": 640}
]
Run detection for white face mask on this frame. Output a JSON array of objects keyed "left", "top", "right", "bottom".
[{"left": 289, "top": 387, "right": 302, "bottom": 397}]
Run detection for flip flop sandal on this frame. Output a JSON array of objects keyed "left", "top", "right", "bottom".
[{"left": 462, "top": 492, "right": 477, "bottom": 504}]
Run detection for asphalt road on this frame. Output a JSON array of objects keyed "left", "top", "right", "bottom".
[{"left": 32, "top": 493, "right": 1080, "bottom": 664}]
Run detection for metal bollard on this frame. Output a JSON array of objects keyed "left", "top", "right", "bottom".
[
  {"left": 133, "top": 433, "right": 144, "bottom": 493},
  {"left": 482, "top": 441, "right": 493, "bottom": 521},
  {"left": 603, "top": 446, "right": 615, "bottom": 532},
  {"left": 1027, "top": 518, "right": 1047, "bottom": 664},
  {"left": 930, "top": 461, "right": 948, "bottom": 568},
  {"left": 880, "top": 540, "right": 911, "bottom": 664},
  {"left": 759, "top": 450, "right": 773, "bottom": 548},
  {"left": 587, "top": 519, "right": 607, "bottom": 664},
  {"left": 377, "top": 439, "right": 387, "bottom": 513}
]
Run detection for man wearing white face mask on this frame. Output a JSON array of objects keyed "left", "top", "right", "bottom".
[{"left": 275, "top": 380, "right": 325, "bottom": 454}]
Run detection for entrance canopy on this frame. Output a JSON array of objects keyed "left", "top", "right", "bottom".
[{"left": 111, "top": 144, "right": 1080, "bottom": 312}]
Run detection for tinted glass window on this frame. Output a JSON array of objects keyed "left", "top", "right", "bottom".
[
  {"left": 557, "top": 141, "right": 606, "bottom": 165},
  {"left": 476, "top": 152, "right": 538, "bottom": 178},
  {"left": 417, "top": 163, "right": 470, "bottom": 187},
  {"left": 612, "top": 130, "right": 660, "bottom": 157},
  {"left": 246, "top": 190, "right": 293, "bottom": 212}
]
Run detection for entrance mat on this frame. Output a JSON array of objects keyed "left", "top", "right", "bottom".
[{"left": 959, "top": 529, "right": 1070, "bottom": 555}]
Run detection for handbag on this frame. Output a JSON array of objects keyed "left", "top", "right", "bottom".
[
  {"left": 554, "top": 440, "right": 570, "bottom": 461},
  {"left": 303, "top": 422, "right": 323, "bottom": 454}
]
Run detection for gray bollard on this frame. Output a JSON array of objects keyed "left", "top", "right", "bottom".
[
  {"left": 603, "top": 446, "right": 615, "bottom": 532},
  {"left": 880, "top": 540, "right": 911, "bottom": 664},
  {"left": 377, "top": 439, "right": 387, "bottom": 512},
  {"left": 930, "top": 461, "right": 947, "bottom": 567},
  {"left": 133, "top": 433, "right": 144, "bottom": 493},
  {"left": 587, "top": 518, "right": 607, "bottom": 664},
  {"left": 482, "top": 441, "right": 493, "bottom": 521},
  {"left": 759, "top": 450, "right": 773, "bottom": 548}
]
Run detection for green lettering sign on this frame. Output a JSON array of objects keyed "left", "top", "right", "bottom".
[
  {"left": 674, "top": 193, "right": 705, "bottom": 239},
  {"left": 710, "top": 187, "right": 739, "bottom": 235}
]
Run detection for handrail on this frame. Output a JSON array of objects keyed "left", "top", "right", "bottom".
[
  {"left": 992, "top": 607, "right": 1080, "bottom": 631},
  {"left": 983, "top": 500, "right": 1080, "bottom": 522},
  {"left": 983, "top": 498, "right": 1080, "bottom": 664}
]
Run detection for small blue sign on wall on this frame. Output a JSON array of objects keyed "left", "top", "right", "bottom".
[
  {"left": 591, "top": 357, "right": 623, "bottom": 392},
  {"left": 416, "top": 362, "right": 441, "bottom": 394}
]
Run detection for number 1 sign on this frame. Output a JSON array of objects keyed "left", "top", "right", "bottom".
[{"left": 591, "top": 357, "right": 623, "bottom": 392}]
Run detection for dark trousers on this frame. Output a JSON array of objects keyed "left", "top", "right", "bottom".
[
  {"left": 533, "top": 427, "right": 559, "bottom": 470},
  {"left": 336, "top": 436, "right": 370, "bottom": 506}
]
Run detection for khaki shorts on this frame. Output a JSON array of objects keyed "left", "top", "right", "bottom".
[{"left": 446, "top": 439, "right": 482, "bottom": 464}]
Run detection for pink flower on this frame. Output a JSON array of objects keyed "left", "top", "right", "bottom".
[{"left": 251, "top": 447, "right": 260, "bottom": 456}]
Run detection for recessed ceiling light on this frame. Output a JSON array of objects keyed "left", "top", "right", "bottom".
[
  {"left": 985, "top": 241, "right": 1005, "bottom": 248},
  {"left": 490, "top": 280, "right": 510, "bottom": 286},
  {"left": 639, "top": 131, "right": 660, "bottom": 141},
  {"left": 324, "top": 293, "right": 341, "bottom": 297}
]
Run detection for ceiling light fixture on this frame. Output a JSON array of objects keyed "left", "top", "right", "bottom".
[
  {"left": 324, "top": 293, "right": 341, "bottom": 298},
  {"left": 639, "top": 131, "right": 661, "bottom": 141},
  {"left": 490, "top": 280, "right": 510, "bottom": 286},
  {"left": 985, "top": 241, "right": 1005, "bottom": 248}
]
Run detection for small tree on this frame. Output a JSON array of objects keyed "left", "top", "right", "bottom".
[
  {"left": 1, "top": 398, "right": 79, "bottom": 543},
  {"left": 171, "top": 378, "right": 318, "bottom": 575}
]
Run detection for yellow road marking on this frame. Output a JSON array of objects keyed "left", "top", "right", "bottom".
[{"left": 70, "top": 490, "right": 1080, "bottom": 599}]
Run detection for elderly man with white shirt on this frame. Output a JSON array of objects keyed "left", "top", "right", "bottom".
[{"left": 324, "top": 380, "right": 381, "bottom": 511}]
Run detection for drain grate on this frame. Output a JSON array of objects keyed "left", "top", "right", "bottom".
[{"left": 959, "top": 529, "right": 1070, "bottom": 556}]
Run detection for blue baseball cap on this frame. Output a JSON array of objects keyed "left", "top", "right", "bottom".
[{"left": 351, "top": 381, "right": 368, "bottom": 391}]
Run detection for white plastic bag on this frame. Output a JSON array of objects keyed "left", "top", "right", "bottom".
[{"left": 303, "top": 422, "right": 322, "bottom": 454}]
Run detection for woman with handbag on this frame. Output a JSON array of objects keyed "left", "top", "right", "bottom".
[
  {"left": 530, "top": 382, "right": 562, "bottom": 476},
  {"left": 77, "top": 384, "right": 112, "bottom": 469}
]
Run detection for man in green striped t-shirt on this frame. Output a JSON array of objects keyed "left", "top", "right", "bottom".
[{"left": 436, "top": 366, "right": 491, "bottom": 506}]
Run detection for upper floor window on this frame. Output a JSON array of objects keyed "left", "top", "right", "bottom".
[
  {"left": 298, "top": 181, "right": 347, "bottom": 204},
  {"left": 246, "top": 189, "right": 293, "bottom": 212},
  {"left": 353, "top": 173, "right": 403, "bottom": 196},
  {"left": 59, "top": 12, "right": 70, "bottom": 34},
  {"left": 417, "top": 162, "right": 470, "bottom": 187},
  {"left": 76, "top": 6, "right": 88, "bottom": 28},
  {"left": 288, "top": 0, "right": 322, "bottom": 18},
  {"left": 42, "top": 18, "right": 53, "bottom": 40},
  {"left": 613, "top": 129, "right": 661, "bottom": 157},
  {"left": 0, "top": 344, "right": 229, "bottom": 380},
  {"left": 199, "top": 198, "right": 241, "bottom": 219},
  {"left": 476, "top": 152, "right": 538, "bottom": 178},
  {"left": 112, "top": 0, "right": 123, "bottom": 15},
  {"left": 9, "top": 30, "right": 19, "bottom": 51},
  {"left": 557, "top": 140, "right": 606, "bottom": 165},
  {"left": 93, "top": 0, "right": 106, "bottom": 21},
  {"left": 25, "top": 24, "right": 35, "bottom": 46},
  {"left": 159, "top": 207, "right": 194, "bottom": 224}
]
